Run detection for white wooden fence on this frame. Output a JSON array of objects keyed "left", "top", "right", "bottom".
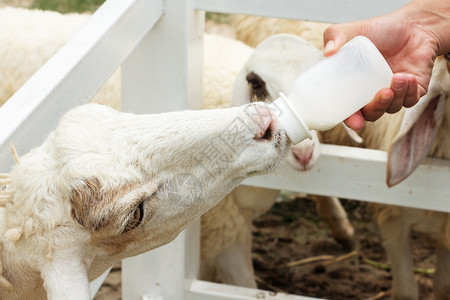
[{"left": 1, "top": 0, "right": 449, "bottom": 299}]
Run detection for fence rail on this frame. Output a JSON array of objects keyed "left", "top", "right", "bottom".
[
  {"left": 195, "top": 0, "right": 409, "bottom": 23},
  {"left": 245, "top": 144, "right": 450, "bottom": 213},
  {"left": 1, "top": 0, "right": 447, "bottom": 299}
]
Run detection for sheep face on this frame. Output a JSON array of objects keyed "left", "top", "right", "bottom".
[
  {"left": 232, "top": 34, "right": 323, "bottom": 171},
  {"left": 2, "top": 103, "right": 287, "bottom": 298},
  {"left": 64, "top": 104, "right": 286, "bottom": 254}
]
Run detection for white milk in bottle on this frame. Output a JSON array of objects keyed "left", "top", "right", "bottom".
[{"left": 269, "top": 36, "right": 393, "bottom": 144}]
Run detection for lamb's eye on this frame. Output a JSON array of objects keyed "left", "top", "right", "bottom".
[{"left": 124, "top": 201, "right": 145, "bottom": 232}]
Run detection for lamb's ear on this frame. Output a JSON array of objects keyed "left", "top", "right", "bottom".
[
  {"left": 386, "top": 81, "right": 446, "bottom": 187},
  {"left": 231, "top": 68, "right": 270, "bottom": 106},
  {"left": 245, "top": 72, "right": 269, "bottom": 102}
]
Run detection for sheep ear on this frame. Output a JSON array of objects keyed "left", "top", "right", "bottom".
[
  {"left": 245, "top": 72, "right": 269, "bottom": 102},
  {"left": 386, "top": 85, "right": 445, "bottom": 187}
]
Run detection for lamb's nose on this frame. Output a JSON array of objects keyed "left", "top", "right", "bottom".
[
  {"left": 249, "top": 104, "right": 275, "bottom": 141},
  {"left": 292, "top": 145, "right": 314, "bottom": 168}
]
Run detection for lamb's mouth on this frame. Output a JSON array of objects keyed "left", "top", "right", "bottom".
[{"left": 247, "top": 130, "right": 289, "bottom": 176}]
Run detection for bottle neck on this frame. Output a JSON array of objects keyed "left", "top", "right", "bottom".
[{"left": 268, "top": 93, "right": 312, "bottom": 144}]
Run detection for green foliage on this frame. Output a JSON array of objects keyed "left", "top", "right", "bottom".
[
  {"left": 205, "top": 12, "right": 231, "bottom": 24},
  {"left": 32, "top": 0, "right": 105, "bottom": 13}
]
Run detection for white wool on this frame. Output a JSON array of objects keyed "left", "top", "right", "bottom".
[
  {"left": 232, "top": 15, "right": 330, "bottom": 50},
  {"left": 202, "top": 34, "right": 253, "bottom": 109},
  {"left": 0, "top": 6, "right": 121, "bottom": 110}
]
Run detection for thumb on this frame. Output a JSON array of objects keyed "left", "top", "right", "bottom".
[{"left": 323, "top": 24, "right": 358, "bottom": 57}]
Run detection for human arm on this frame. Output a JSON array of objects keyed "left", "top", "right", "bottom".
[{"left": 323, "top": 0, "right": 450, "bottom": 129}]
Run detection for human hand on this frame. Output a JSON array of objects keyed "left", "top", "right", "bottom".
[{"left": 323, "top": 2, "right": 442, "bottom": 129}]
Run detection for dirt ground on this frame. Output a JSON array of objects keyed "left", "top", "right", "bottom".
[{"left": 251, "top": 195, "right": 436, "bottom": 300}]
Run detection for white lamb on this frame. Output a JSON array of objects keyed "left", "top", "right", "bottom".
[
  {"left": 200, "top": 34, "right": 355, "bottom": 288},
  {"left": 0, "top": 94, "right": 288, "bottom": 300}
]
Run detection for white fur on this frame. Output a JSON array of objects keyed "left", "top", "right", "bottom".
[
  {"left": 232, "top": 15, "right": 330, "bottom": 50},
  {"left": 202, "top": 34, "right": 253, "bottom": 109},
  {"left": 0, "top": 6, "right": 121, "bottom": 110}
]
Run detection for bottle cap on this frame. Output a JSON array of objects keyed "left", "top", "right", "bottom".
[{"left": 269, "top": 92, "right": 312, "bottom": 144}]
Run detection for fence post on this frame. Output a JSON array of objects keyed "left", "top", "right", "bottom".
[
  {"left": 121, "top": 0, "right": 204, "bottom": 113},
  {"left": 121, "top": 0, "right": 204, "bottom": 299}
]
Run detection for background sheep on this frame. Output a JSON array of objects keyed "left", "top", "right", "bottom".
[
  {"left": 232, "top": 15, "right": 330, "bottom": 50},
  {"left": 228, "top": 24, "right": 450, "bottom": 298},
  {"left": 242, "top": 29, "right": 450, "bottom": 299},
  {"left": 357, "top": 56, "right": 450, "bottom": 300},
  {"left": 0, "top": 6, "right": 250, "bottom": 113},
  {"left": 200, "top": 34, "right": 355, "bottom": 288},
  {"left": 0, "top": 6, "right": 121, "bottom": 110}
]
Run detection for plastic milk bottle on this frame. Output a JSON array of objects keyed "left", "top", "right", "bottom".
[{"left": 269, "top": 36, "right": 393, "bottom": 144}]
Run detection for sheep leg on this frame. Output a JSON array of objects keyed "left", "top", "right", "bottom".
[
  {"left": 40, "top": 247, "right": 90, "bottom": 300},
  {"left": 434, "top": 245, "right": 450, "bottom": 300},
  {"left": 215, "top": 217, "right": 257, "bottom": 289},
  {"left": 377, "top": 215, "right": 417, "bottom": 300},
  {"left": 215, "top": 240, "right": 257, "bottom": 288},
  {"left": 313, "top": 195, "right": 354, "bottom": 248},
  {"left": 199, "top": 259, "right": 217, "bottom": 283}
]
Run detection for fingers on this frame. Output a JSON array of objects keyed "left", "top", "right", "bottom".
[
  {"left": 386, "top": 74, "right": 408, "bottom": 113},
  {"left": 402, "top": 74, "right": 419, "bottom": 108},
  {"left": 344, "top": 111, "right": 365, "bottom": 130},
  {"left": 386, "top": 73, "right": 419, "bottom": 113},
  {"left": 345, "top": 88, "right": 394, "bottom": 130},
  {"left": 355, "top": 74, "right": 420, "bottom": 127},
  {"left": 323, "top": 24, "right": 356, "bottom": 57},
  {"left": 361, "top": 88, "right": 394, "bottom": 122}
]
